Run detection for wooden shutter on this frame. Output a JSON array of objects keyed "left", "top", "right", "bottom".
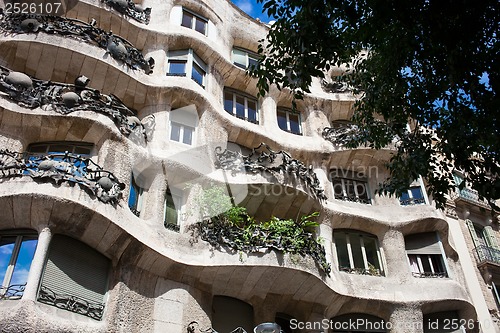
[
  {"left": 483, "top": 226, "right": 499, "bottom": 250},
  {"left": 40, "top": 235, "right": 110, "bottom": 304},
  {"left": 405, "top": 233, "right": 442, "bottom": 255},
  {"left": 465, "top": 219, "right": 481, "bottom": 247}
]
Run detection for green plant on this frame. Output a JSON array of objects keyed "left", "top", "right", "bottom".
[{"left": 192, "top": 187, "right": 331, "bottom": 275}]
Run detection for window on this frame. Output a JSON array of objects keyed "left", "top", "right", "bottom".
[
  {"left": 167, "top": 50, "right": 207, "bottom": 88},
  {"left": 26, "top": 142, "right": 93, "bottom": 158},
  {"left": 232, "top": 48, "right": 259, "bottom": 70},
  {"left": 0, "top": 230, "right": 38, "bottom": 300},
  {"left": 330, "top": 169, "right": 370, "bottom": 204},
  {"left": 37, "top": 235, "right": 110, "bottom": 320},
  {"left": 164, "top": 188, "right": 182, "bottom": 232},
  {"left": 128, "top": 176, "right": 144, "bottom": 217},
  {"left": 405, "top": 232, "right": 448, "bottom": 278},
  {"left": 181, "top": 8, "right": 208, "bottom": 35},
  {"left": 212, "top": 296, "right": 254, "bottom": 333},
  {"left": 224, "top": 89, "right": 259, "bottom": 123},
  {"left": 170, "top": 122, "right": 195, "bottom": 145},
  {"left": 400, "top": 185, "right": 426, "bottom": 205},
  {"left": 277, "top": 108, "right": 302, "bottom": 135},
  {"left": 465, "top": 219, "right": 500, "bottom": 264},
  {"left": 334, "top": 230, "right": 383, "bottom": 276}
]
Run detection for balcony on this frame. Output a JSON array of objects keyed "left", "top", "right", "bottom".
[
  {"left": 454, "top": 187, "right": 490, "bottom": 208},
  {"left": 474, "top": 245, "right": 500, "bottom": 266}
]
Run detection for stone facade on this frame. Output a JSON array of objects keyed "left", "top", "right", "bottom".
[{"left": 0, "top": 0, "right": 498, "bottom": 332}]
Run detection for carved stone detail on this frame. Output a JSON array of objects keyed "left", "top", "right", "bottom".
[
  {"left": 215, "top": 143, "right": 327, "bottom": 201},
  {"left": 322, "top": 122, "right": 359, "bottom": 146},
  {"left": 0, "top": 13, "right": 154, "bottom": 74}
]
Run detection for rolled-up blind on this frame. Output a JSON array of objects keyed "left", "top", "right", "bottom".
[
  {"left": 405, "top": 232, "right": 442, "bottom": 255},
  {"left": 39, "top": 235, "right": 110, "bottom": 304}
]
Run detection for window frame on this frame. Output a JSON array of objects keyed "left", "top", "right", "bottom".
[
  {"left": 277, "top": 108, "right": 302, "bottom": 135},
  {"left": 405, "top": 232, "right": 449, "bottom": 278},
  {"left": 181, "top": 8, "right": 208, "bottom": 35},
  {"left": 169, "top": 121, "right": 195, "bottom": 146},
  {"left": 164, "top": 188, "right": 182, "bottom": 232},
  {"left": 334, "top": 230, "right": 384, "bottom": 276},
  {"left": 330, "top": 169, "right": 371, "bottom": 204},
  {"left": 128, "top": 176, "right": 144, "bottom": 217},
  {"left": 167, "top": 49, "right": 207, "bottom": 88},
  {"left": 399, "top": 177, "right": 428, "bottom": 206},
  {"left": 224, "top": 88, "right": 259, "bottom": 124},
  {"left": 231, "top": 47, "right": 259, "bottom": 70},
  {"left": 26, "top": 141, "right": 93, "bottom": 158},
  {"left": 0, "top": 230, "right": 38, "bottom": 300}
]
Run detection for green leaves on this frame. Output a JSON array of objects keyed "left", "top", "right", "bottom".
[{"left": 253, "top": 0, "right": 499, "bottom": 209}]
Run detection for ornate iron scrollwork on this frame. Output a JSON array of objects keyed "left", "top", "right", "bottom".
[
  {"left": 0, "top": 283, "right": 26, "bottom": 300},
  {"left": 215, "top": 143, "right": 327, "bottom": 201},
  {"left": 0, "top": 149, "right": 125, "bottom": 204},
  {"left": 187, "top": 321, "right": 248, "bottom": 333},
  {"left": 322, "top": 122, "right": 359, "bottom": 146},
  {"left": 101, "top": 0, "right": 151, "bottom": 24},
  {"left": 38, "top": 285, "right": 105, "bottom": 320},
  {"left": 0, "top": 65, "right": 154, "bottom": 142},
  {"left": 0, "top": 13, "right": 154, "bottom": 74}
]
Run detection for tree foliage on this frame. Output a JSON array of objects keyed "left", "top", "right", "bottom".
[{"left": 251, "top": 0, "right": 499, "bottom": 209}]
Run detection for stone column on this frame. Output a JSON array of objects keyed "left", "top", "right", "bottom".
[
  {"left": 23, "top": 227, "right": 52, "bottom": 301},
  {"left": 389, "top": 306, "right": 423, "bottom": 333}
]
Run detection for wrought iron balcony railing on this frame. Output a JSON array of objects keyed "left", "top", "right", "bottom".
[
  {"left": 102, "top": 0, "right": 151, "bottom": 24},
  {"left": 399, "top": 197, "right": 426, "bottom": 206},
  {"left": 0, "top": 14, "right": 154, "bottom": 74},
  {"left": 38, "top": 285, "right": 104, "bottom": 320},
  {"left": 0, "top": 149, "right": 125, "bottom": 204},
  {"left": 0, "top": 283, "right": 26, "bottom": 300},
  {"left": 0, "top": 65, "right": 155, "bottom": 142},
  {"left": 475, "top": 245, "right": 500, "bottom": 266},
  {"left": 455, "top": 187, "right": 490, "bottom": 208},
  {"left": 215, "top": 143, "right": 327, "bottom": 201}
]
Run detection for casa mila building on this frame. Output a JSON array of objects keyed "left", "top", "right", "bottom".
[{"left": 0, "top": 0, "right": 498, "bottom": 332}]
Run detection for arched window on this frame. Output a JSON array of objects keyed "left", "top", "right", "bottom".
[
  {"left": 405, "top": 232, "right": 447, "bottom": 278},
  {"left": 37, "top": 235, "right": 110, "bottom": 320},
  {"left": 334, "top": 230, "right": 383, "bottom": 276},
  {"left": 212, "top": 296, "right": 254, "bottom": 333}
]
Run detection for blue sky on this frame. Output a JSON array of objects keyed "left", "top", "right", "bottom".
[{"left": 232, "top": 0, "right": 272, "bottom": 22}]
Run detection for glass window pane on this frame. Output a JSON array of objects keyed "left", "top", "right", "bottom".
[
  {"left": 232, "top": 49, "right": 247, "bottom": 68},
  {"left": 128, "top": 178, "right": 139, "bottom": 209},
  {"left": 73, "top": 146, "right": 91, "bottom": 156},
  {"left": 224, "top": 92, "right": 234, "bottom": 114},
  {"left": 10, "top": 238, "right": 37, "bottom": 286},
  {"left": 334, "top": 233, "right": 350, "bottom": 269},
  {"left": 411, "top": 186, "right": 424, "bottom": 200},
  {"left": 344, "top": 180, "right": 356, "bottom": 199},
  {"left": 235, "top": 95, "right": 245, "bottom": 119},
  {"left": 165, "top": 191, "right": 178, "bottom": 225},
  {"left": 288, "top": 113, "right": 301, "bottom": 134},
  {"left": 170, "top": 123, "right": 181, "bottom": 142},
  {"left": 363, "top": 237, "right": 380, "bottom": 270},
  {"left": 0, "top": 237, "right": 16, "bottom": 285},
  {"left": 181, "top": 11, "right": 193, "bottom": 28},
  {"left": 277, "top": 110, "right": 288, "bottom": 131},
  {"left": 247, "top": 100, "right": 257, "bottom": 123},
  {"left": 357, "top": 182, "right": 369, "bottom": 201},
  {"left": 182, "top": 126, "right": 193, "bottom": 145},
  {"left": 28, "top": 145, "right": 48, "bottom": 154},
  {"left": 192, "top": 63, "right": 205, "bottom": 87},
  {"left": 169, "top": 61, "right": 186, "bottom": 76},
  {"left": 349, "top": 234, "right": 364, "bottom": 269},
  {"left": 195, "top": 18, "right": 207, "bottom": 34},
  {"left": 248, "top": 56, "right": 259, "bottom": 70}
]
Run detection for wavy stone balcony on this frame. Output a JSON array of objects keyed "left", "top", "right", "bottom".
[
  {"left": 0, "top": 13, "right": 154, "bottom": 74},
  {"left": 0, "top": 65, "right": 153, "bottom": 144}
]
